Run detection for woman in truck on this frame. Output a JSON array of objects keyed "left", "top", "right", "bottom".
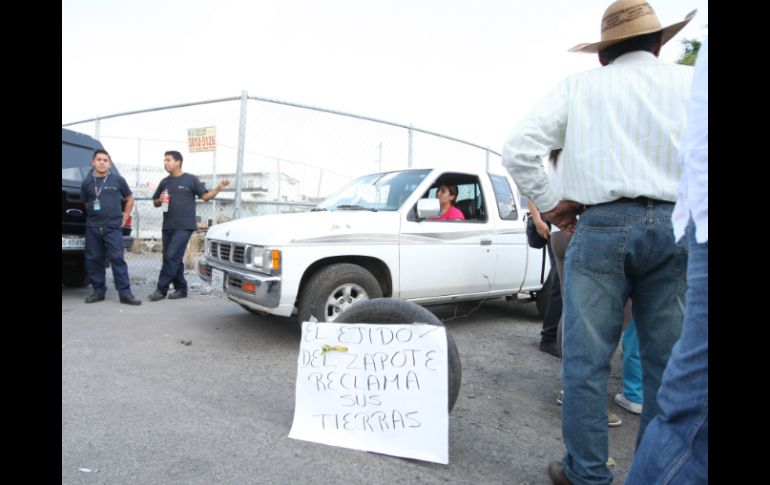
[{"left": 429, "top": 184, "right": 465, "bottom": 221}]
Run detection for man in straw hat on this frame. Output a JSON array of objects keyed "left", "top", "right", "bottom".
[{"left": 501, "top": 1, "right": 697, "bottom": 484}]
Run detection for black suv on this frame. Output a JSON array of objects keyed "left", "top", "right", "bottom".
[{"left": 62, "top": 128, "right": 132, "bottom": 287}]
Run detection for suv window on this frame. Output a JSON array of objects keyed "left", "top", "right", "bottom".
[
  {"left": 62, "top": 140, "right": 124, "bottom": 184},
  {"left": 62, "top": 143, "right": 96, "bottom": 184},
  {"left": 489, "top": 173, "right": 519, "bottom": 220}
]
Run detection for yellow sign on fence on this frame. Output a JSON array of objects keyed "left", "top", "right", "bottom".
[{"left": 187, "top": 126, "right": 216, "bottom": 152}]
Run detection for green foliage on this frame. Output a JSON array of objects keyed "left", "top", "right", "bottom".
[{"left": 676, "top": 38, "right": 702, "bottom": 66}]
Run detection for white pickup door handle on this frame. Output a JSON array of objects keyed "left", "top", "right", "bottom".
[{"left": 480, "top": 239, "right": 492, "bottom": 246}]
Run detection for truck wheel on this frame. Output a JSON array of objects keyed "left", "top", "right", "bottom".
[
  {"left": 62, "top": 257, "right": 90, "bottom": 287},
  {"left": 298, "top": 263, "right": 383, "bottom": 323},
  {"left": 336, "top": 298, "right": 462, "bottom": 413},
  {"left": 535, "top": 269, "right": 553, "bottom": 319}
]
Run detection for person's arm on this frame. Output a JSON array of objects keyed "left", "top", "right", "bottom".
[
  {"left": 527, "top": 199, "right": 551, "bottom": 239},
  {"left": 501, "top": 80, "right": 568, "bottom": 214},
  {"left": 201, "top": 179, "right": 230, "bottom": 201},
  {"left": 151, "top": 182, "right": 163, "bottom": 208},
  {"left": 122, "top": 195, "right": 134, "bottom": 226}
]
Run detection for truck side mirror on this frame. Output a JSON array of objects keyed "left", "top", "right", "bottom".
[{"left": 416, "top": 198, "right": 440, "bottom": 220}]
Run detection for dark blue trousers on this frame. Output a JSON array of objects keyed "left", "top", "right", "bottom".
[
  {"left": 157, "top": 229, "right": 194, "bottom": 294},
  {"left": 85, "top": 225, "right": 132, "bottom": 298}
]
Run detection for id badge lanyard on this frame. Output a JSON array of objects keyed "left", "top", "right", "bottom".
[{"left": 92, "top": 173, "right": 109, "bottom": 212}]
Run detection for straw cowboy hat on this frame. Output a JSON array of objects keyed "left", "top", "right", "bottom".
[{"left": 569, "top": 0, "right": 697, "bottom": 53}]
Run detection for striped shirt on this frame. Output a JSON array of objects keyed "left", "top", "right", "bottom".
[{"left": 502, "top": 51, "right": 693, "bottom": 213}]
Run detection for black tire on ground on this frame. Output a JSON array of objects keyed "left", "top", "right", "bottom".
[
  {"left": 335, "top": 298, "right": 462, "bottom": 413},
  {"left": 297, "top": 263, "right": 383, "bottom": 323},
  {"left": 62, "top": 257, "right": 90, "bottom": 287},
  {"left": 535, "top": 269, "right": 553, "bottom": 320}
]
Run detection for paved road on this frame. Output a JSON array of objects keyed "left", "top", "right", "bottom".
[{"left": 62, "top": 286, "right": 640, "bottom": 484}]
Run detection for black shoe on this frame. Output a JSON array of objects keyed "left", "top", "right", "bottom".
[
  {"left": 147, "top": 290, "right": 166, "bottom": 301},
  {"left": 539, "top": 340, "right": 560, "bottom": 358},
  {"left": 167, "top": 290, "right": 188, "bottom": 300},
  {"left": 120, "top": 295, "right": 142, "bottom": 306},
  {"left": 85, "top": 293, "right": 105, "bottom": 304}
]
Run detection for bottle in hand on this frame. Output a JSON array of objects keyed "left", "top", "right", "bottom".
[{"left": 161, "top": 190, "right": 170, "bottom": 212}]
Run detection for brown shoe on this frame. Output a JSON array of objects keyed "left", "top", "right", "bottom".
[{"left": 547, "top": 461, "right": 573, "bottom": 485}]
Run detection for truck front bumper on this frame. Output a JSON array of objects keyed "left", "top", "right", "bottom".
[{"left": 198, "top": 257, "right": 281, "bottom": 310}]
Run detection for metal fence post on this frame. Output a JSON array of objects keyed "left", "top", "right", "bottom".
[
  {"left": 276, "top": 157, "right": 281, "bottom": 213},
  {"left": 212, "top": 150, "right": 217, "bottom": 224},
  {"left": 234, "top": 90, "right": 248, "bottom": 219},
  {"left": 408, "top": 125, "right": 413, "bottom": 168},
  {"left": 136, "top": 138, "right": 141, "bottom": 238}
]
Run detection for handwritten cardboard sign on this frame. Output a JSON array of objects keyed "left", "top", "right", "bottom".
[{"left": 289, "top": 321, "right": 449, "bottom": 464}]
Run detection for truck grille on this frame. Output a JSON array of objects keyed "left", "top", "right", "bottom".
[{"left": 209, "top": 240, "right": 248, "bottom": 265}]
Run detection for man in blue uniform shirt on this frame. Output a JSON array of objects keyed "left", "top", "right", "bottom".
[
  {"left": 80, "top": 149, "right": 141, "bottom": 305},
  {"left": 148, "top": 150, "right": 229, "bottom": 301}
]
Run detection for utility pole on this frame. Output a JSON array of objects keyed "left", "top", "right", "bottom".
[{"left": 377, "top": 142, "right": 382, "bottom": 172}]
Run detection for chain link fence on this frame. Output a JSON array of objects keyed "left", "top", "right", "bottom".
[{"left": 64, "top": 93, "right": 503, "bottom": 291}]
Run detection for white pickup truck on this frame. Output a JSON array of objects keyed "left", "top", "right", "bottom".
[{"left": 197, "top": 165, "right": 552, "bottom": 322}]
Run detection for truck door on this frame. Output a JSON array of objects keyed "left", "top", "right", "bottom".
[
  {"left": 486, "top": 173, "right": 529, "bottom": 292},
  {"left": 399, "top": 175, "right": 496, "bottom": 300}
]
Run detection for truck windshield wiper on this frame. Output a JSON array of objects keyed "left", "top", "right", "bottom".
[
  {"left": 336, "top": 204, "right": 378, "bottom": 212},
  {"left": 310, "top": 207, "right": 327, "bottom": 211}
]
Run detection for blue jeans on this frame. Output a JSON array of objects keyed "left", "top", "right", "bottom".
[
  {"left": 622, "top": 319, "right": 643, "bottom": 405},
  {"left": 626, "top": 218, "right": 708, "bottom": 484},
  {"left": 157, "top": 229, "right": 194, "bottom": 294},
  {"left": 560, "top": 199, "right": 687, "bottom": 485}
]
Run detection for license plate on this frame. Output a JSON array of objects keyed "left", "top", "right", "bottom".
[
  {"left": 211, "top": 268, "right": 225, "bottom": 292},
  {"left": 62, "top": 235, "right": 85, "bottom": 250}
]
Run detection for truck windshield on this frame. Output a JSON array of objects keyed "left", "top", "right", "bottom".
[{"left": 317, "top": 169, "right": 430, "bottom": 212}]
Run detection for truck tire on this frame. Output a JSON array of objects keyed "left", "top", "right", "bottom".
[
  {"left": 335, "top": 298, "right": 462, "bottom": 413},
  {"left": 62, "top": 257, "right": 90, "bottom": 287},
  {"left": 298, "top": 263, "right": 383, "bottom": 323},
  {"left": 535, "top": 269, "right": 553, "bottom": 320}
]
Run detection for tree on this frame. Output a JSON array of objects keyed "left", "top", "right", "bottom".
[{"left": 676, "top": 38, "right": 702, "bottom": 66}]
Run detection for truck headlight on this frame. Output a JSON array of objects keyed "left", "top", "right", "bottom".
[
  {"left": 252, "top": 248, "right": 281, "bottom": 273},
  {"left": 251, "top": 249, "right": 263, "bottom": 268}
]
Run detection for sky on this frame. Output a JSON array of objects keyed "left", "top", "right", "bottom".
[{"left": 62, "top": 0, "right": 708, "bottom": 156}]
